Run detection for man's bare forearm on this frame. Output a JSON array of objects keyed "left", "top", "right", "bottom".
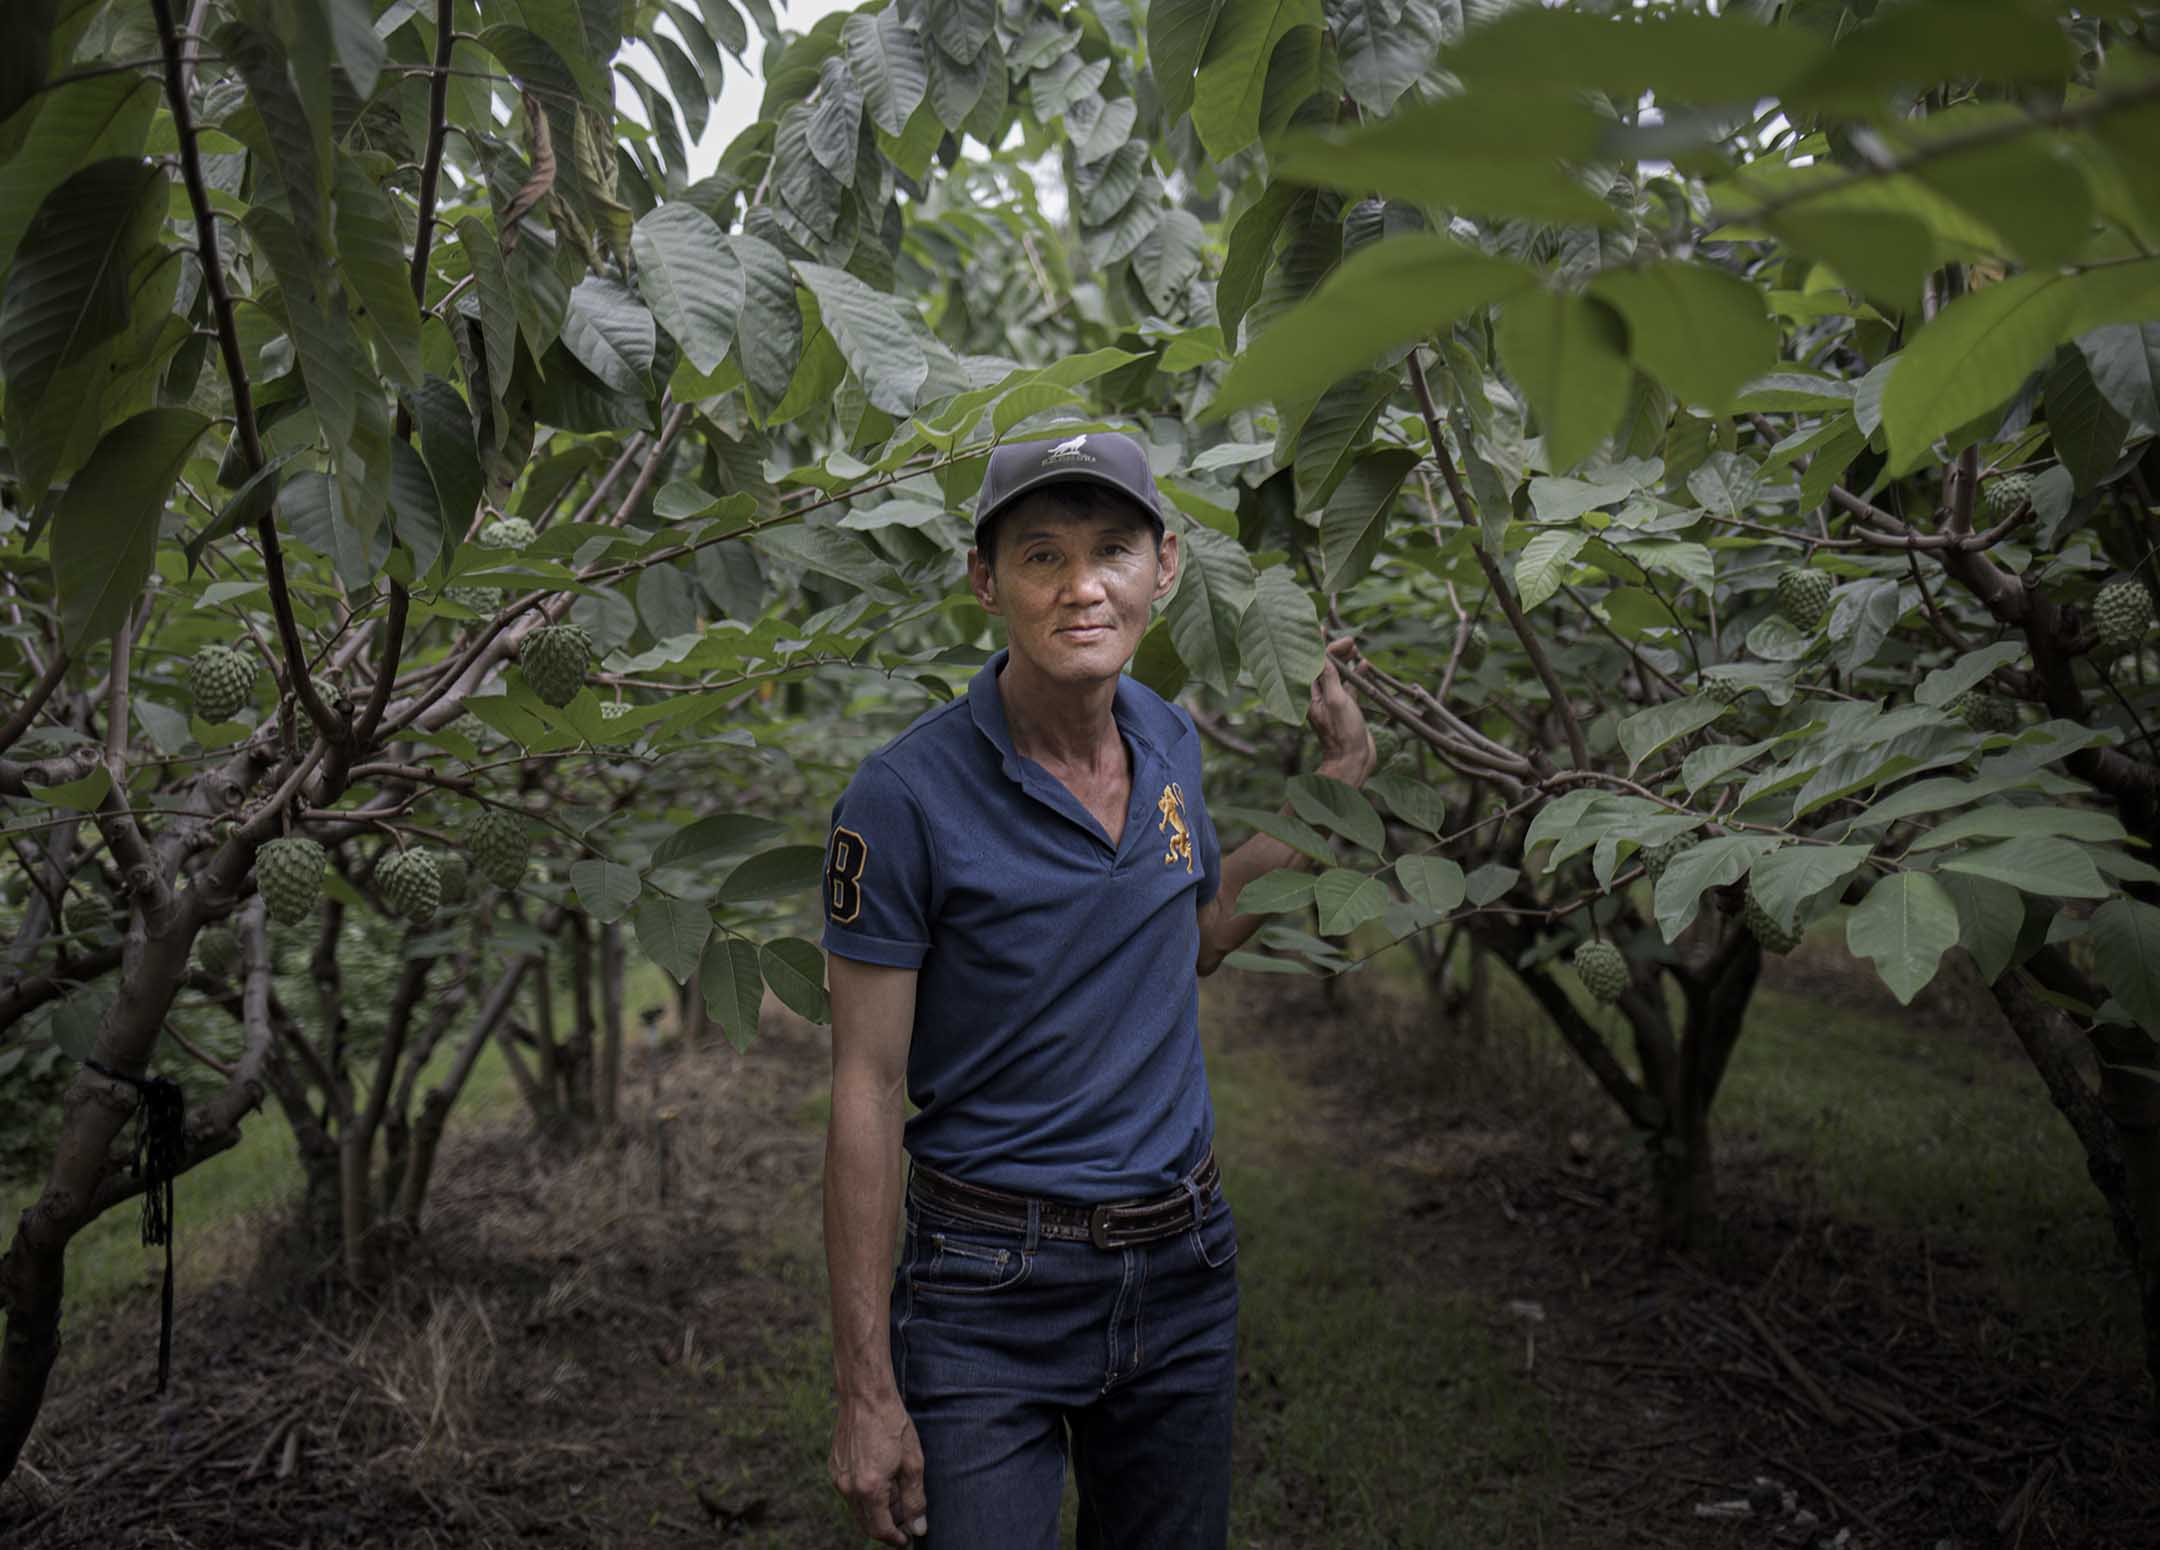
[{"left": 824, "top": 1074, "right": 908, "bottom": 1402}]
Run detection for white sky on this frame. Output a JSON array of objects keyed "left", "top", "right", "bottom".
[{"left": 616, "top": 0, "right": 857, "bottom": 184}]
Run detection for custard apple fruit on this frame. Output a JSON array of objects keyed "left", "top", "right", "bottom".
[
  {"left": 437, "top": 851, "right": 470, "bottom": 906},
  {"left": 376, "top": 847, "right": 441, "bottom": 923},
  {"left": 256, "top": 837, "right": 327, "bottom": 925},
  {"left": 1948, "top": 690, "right": 2018, "bottom": 734},
  {"left": 1702, "top": 677, "right": 1746, "bottom": 705},
  {"left": 187, "top": 644, "right": 259, "bottom": 723},
  {"left": 599, "top": 700, "right": 630, "bottom": 721},
  {"left": 1640, "top": 833, "right": 1700, "bottom": 884},
  {"left": 467, "top": 807, "right": 531, "bottom": 888},
  {"left": 2095, "top": 579, "right": 2154, "bottom": 655},
  {"left": 1572, "top": 940, "right": 1628, "bottom": 1003},
  {"left": 519, "top": 624, "right": 592, "bottom": 707},
  {"left": 1743, "top": 888, "right": 1805, "bottom": 955},
  {"left": 479, "top": 516, "right": 536, "bottom": 550},
  {"left": 1775, "top": 568, "right": 1832, "bottom": 631},
  {"left": 195, "top": 925, "right": 242, "bottom": 977},
  {"left": 1457, "top": 622, "right": 1491, "bottom": 669},
  {"left": 445, "top": 584, "right": 499, "bottom": 615},
  {"left": 1983, "top": 472, "right": 2033, "bottom": 522}
]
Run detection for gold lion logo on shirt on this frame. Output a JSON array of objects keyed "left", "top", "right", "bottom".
[{"left": 1157, "top": 783, "right": 1193, "bottom": 873}]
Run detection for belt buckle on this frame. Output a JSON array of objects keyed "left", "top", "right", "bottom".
[{"left": 1087, "top": 1204, "right": 1118, "bottom": 1251}]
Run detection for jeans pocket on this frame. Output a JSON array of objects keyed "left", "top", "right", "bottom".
[
  {"left": 907, "top": 1206, "right": 1032, "bottom": 1296},
  {"left": 1188, "top": 1197, "right": 1239, "bottom": 1272}
]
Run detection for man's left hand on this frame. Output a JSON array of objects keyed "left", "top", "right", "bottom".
[{"left": 1309, "top": 637, "right": 1376, "bottom": 787}]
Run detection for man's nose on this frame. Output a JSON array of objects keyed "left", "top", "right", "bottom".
[{"left": 1065, "top": 562, "right": 1111, "bottom": 601}]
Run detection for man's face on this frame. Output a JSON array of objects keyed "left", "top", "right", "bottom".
[{"left": 968, "top": 495, "right": 1180, "bottom": 688}]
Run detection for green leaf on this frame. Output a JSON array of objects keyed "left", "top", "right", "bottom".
[
  {"left": 1291, "top": 371, "right": 1394, "bottom": 512},
  {"left": 1216, "top": 181, "right": 1298, "bottom": 349},
  {"left": 1133, "top": 208, "right": 1207, "bottom": 314},
  {"left": 1914, "top": 641, "right": 2026, "bottom": 707},
  {"left": 1209, "top": 238, "right": 1529, "bottom": 420},
  {"left": 456, "top": 216, "right": 518, "bottom": 440},
  {"left": 1235, "top": 867, "right": 1316, "bottom": 916},
  {"left": 1165, "top": 523, "right": 1256, "bottom": 693},
  {"left": 719, "top": 843, "right": 829, "bottom": 903},
  {"left": 1617, "top": 697, "right": 1727, "bottom": 774},
  {"left": 1320, "top": 448, "right": 1420, "bottom": 591},
  {"left": 1287, "top": 775, "right": 1386, "bottom": 855},
  {"left": 761, "top": 937, "right": 831, "bottom": 1025},
  {"left": 569, "top": 859, "right": 641, "bottom": 922},
  {"left": 1395, "top": 855, "right": 1465, "bottom": 914},
  {"left": 1937, "top": 836, "right": 2111, "bottom": 900},
  {"left": 1334, "top": 0, "right": 1445, "bottom": 114},
  {"left": 1654, "top": 834, "right": 1782, "bottom": 941},
  {"left": 1766, "top": 209, "right": 1932, "bottom": 318},
  {"left": 793, "top": 262, "right": 928, "bottom": 417},
  {"left": 928, "top": 0, "right": 995, "bottom": 63},
  {"left": 1790, "top": 0, "right": 2075, "bottom": 110},
  {"left": 635, "top": 893, "right": 713, "bottom": 985},
  {"left": 2091, "top": 897, "right": 2160, "bottom": 1037},
  {"left": 650, "top": 812, "right": 786, "bottom": 870},
  {"left": 413, "top": 376, "right": 484, "bottom": 543},
  {"left": 1149, "top": 0, "right": 1225, "bottom": 124},
  {"left": 2079, "top": 322, "right": 2160, "bottom": 429},
  {"left": 1845, "top": 872, "right": 1960, "bottom": 1006},
  {"left": 1908, "top": 806, "right": 2127, "bottom": 852},
  {"left": 2041, "top": 345, "right": 2127, "bottom": 495},
  {"left": 1882, "top": 261, "right": 2160, "bottom": 472},
  {"left": 0, "top": 156, "right": 164, "bottom": 504},
  {"left": 699, "top": 935, "right": 764, "bottom": 1052},
  {"left": 1911, "top": 129, "right": 2093, "bottom": 272},
  {"left": 1495, "top": 290, "right": 1631, "bottom": 473},
  {"left": 53, "top": 409, "right": 210, "bottom": 651},
  {"left": 1513, "top": 529, "right": 1588, "bottom": 612},
  {"left": 1465, "top": 864, "right": 1518, "bottom": 907},
  {"left": 0, "top": 75, "right": 156, "bottom": 280},
  {"left": 1748, "top": 844, "right": 1872, "bottom": 930},
  {"left": 1272, "top": 96, "right": 1619, "bottom": 228},
  {"left": 843, "top": 6, "right": 928, "bottom": 137},
  {"left": 1192, "top": 0, "right": 1319, "bottom": 160},
  {"left": 1937, "top": 871, "right": 2024, "bottom": 987},
  {"left": 334, "top": 156, "right": 422, "bottom": 388},
  {"left": 1588, "top": 262, "right": 1777, "bottom": 414},
  {"left": 26, "top": 764, "right": 113, "bottom": 813},
  {"left": 1238, "top": 566, "right": 1325, "bottom": 724},
  {"left": 1314, "top": 867, "right": 1389, "bottom": 936},
  {"left": 562, "top": 275, "right": 657, "bottom": 395},
  {"left": 1445, "top": 6, "right": 1824, "bottom": 103},
  {"left": 1365, "top": 774, "right": 1445, "bottom": 835},
  {"left": 387, "top": 438, "right": 446, "bottom": 578},
  {"left": 1211, "top": 805, "right": 1335, "bottom": 864},
  {"left": 731, "top": 232, "right": 804, "bottom": 410},
  {"left": 632, "top": 204, "right": 745, "bottom": 376}
]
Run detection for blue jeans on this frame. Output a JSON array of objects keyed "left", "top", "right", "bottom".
[{"left": 889, "top": 1174, "right": 1240, "bottom": 1549}]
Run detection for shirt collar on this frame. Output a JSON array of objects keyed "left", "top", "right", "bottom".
[{"left": 967, "top": 648, "right": 1163, "bottom": 783}]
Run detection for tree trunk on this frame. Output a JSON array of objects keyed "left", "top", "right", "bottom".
[
  {"left": 598, "top": 922, "right": 624, "bottom": 1127},
  {"left": 1994, "top": 968, "right": 2160, "bottom": 1425}
]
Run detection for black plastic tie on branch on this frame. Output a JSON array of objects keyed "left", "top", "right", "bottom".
[{"left": 84, "top": 1057, "right": 186, "bottom": 1394}]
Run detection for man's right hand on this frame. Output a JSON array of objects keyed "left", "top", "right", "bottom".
[{"left": 830, "top": 1391, "right": 928, "bottom": 1545}]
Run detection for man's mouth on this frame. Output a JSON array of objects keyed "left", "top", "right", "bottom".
[{"left": 1061, "top": 624, "right": 1111, "bottom": 640}]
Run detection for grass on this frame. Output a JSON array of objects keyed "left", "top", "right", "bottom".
[
  {"left": 0, "top": 1017, "right": 536, "bottom": 1315},
  {"left": 1418, "top": 926, "right": 2136, "bottom": 1355}
]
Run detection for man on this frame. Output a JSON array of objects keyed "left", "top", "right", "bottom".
[{"left": 821, "top": 430, "right": 1374, "bottom": 1547}]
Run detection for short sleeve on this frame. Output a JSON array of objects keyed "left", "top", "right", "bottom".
[
  {"left": 821, "top": 757, "right": 935, "bottom": 968},
  {"left": 1174, "top": 710, "right": 1225, "bottom": 907}
]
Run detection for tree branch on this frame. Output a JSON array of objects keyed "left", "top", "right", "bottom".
[
  {"left": 1405, "top": 351, "right": 1591, "bottom": 768},
  {"left": 0, "top": 651, "right": 70, "bottom": 761}
]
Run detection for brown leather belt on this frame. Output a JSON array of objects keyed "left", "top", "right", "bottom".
[{"left": 909, "top": 1148, "right": 1221, "bottom": 1250}]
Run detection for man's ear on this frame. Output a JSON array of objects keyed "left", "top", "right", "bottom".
[
  {"left": 968, "top": 547, "right": 1001, "bottom": 614},
  {"left": 1152, "top": 530, "right": 1181, "bottom": 603}
]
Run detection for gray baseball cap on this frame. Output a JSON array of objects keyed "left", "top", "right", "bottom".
[{"left": 972, "top": 430, "right": 1164, "bottom": 552}]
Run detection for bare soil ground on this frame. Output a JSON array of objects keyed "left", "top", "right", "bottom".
[{"left": 3, "top": 970, "right": 2155, "bottom": 1548}]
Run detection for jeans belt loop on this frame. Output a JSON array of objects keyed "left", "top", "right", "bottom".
[
  {"left": 1181, "top": 1175, "right": 1203, "bottom": 1231},
  {"left": 1024, "top": 1197, "right": 1041, "bottom": 1253}
]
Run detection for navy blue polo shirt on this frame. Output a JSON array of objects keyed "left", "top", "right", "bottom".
[{"left": 820, "top": 649, "right": 1224, "bottom": 1201}]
